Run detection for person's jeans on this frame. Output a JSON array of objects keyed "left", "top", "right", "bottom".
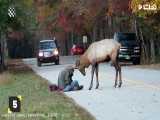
[{"left": 63, "top": 80, "right": 79, "bottom": 92}]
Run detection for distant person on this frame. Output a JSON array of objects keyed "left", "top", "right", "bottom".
[
  {"left": 53, "top": 37, "right": 60, "bottom": 51},
  {"left": 58, "top": 65, "right": 83, "bottom": 92}
]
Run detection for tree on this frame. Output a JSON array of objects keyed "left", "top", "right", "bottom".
[
  {"left": 6, "top": 0, "right": 38, "bottom": 58},
  {"left": 0, "top": 0, "right": 10, "bottom": 30},
  {"left": 0, "top": 0, "right": 10, "bottom": 71}
]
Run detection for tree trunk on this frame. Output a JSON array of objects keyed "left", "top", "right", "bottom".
[
  {"left": 93, "top": 23, "right": 97, "bottom": 42},
  {"left": 133, "top": 17, "right": 139, "bottom": 41},
  {"left": 100, "top": 22, "right": 104, "bottom": 40},
  {"left": 139, "top": 28, "right": 148, "bottom": 64},
  {"left": 150, "top": 38, "right": 155, "bottom": 63},
  {"left": 0, "top": 32, "right": 6, "bottom": 72},
  {"left": 108, "top": 16, "right": 112, "bottom": 38},
  {"left": 104, "top": 16, "right": 108, "bottom": 38},
  {"left": 0, "top": 40, "right": 3, "bottom": 72}
]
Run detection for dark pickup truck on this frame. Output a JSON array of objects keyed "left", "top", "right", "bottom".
[{"left": 114, "top": 32, "right": 141, "bottom": 65}]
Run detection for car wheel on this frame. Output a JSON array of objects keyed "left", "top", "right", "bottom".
[
  {"left": 55, "top": 60, "right": 59, "bottom": 65},
  {"left": 37, "top": 61, "right": 41, "bottom": 67}
]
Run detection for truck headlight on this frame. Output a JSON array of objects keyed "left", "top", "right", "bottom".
[
  {"left": 134, "top": 50, "right": 140, "bottom": 53},
  {"left": 38, "top": 52, "right": 43, "bottom": 57},
  {"left": 53, "top": 49, "right": 59, "bottom": 55},
  {"left": 120, "top": 48, "right": 127, "bottom": 51},
  {"left": 134, "top": 46, "right": 140, "bottom": 49}
]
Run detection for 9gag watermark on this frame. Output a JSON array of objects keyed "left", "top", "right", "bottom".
[{"left": 138, "top": 4, "right": 157, "bottom": 11}]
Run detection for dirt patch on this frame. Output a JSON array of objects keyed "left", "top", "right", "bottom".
[
  {"left": 0, "top": 72, "right": 10, "bottom": 85},
  {"left": 0, "top": 59, "right": 31, "bottom": 85},
  {"left": 7, "top": 59, "right": 32, "bottom": 72}
]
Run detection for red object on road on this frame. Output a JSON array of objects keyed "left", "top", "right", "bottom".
[
  {"left": 70, "top": 44, "right": 85, "bottom": 55},
  {"left": 49, "top": 84, "right": 63, "bottom": 92}
]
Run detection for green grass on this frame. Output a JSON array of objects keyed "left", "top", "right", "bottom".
[{"left": 0, "top": 63, "right": 95, "bottom": 120}]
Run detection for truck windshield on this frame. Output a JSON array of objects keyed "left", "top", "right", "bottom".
[
  {"left": 117, "top": 33, "right": 137, "bottom": 46},
  {"left": 39, "top": 41, "right": 56, "bottom": 50},
  {"left": 118, "top": 33, "right": 136, "bottom": 41}
]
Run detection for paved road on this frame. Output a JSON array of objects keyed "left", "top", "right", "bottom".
[{"left": 24, "top": 56, "right": 160, "bottom": 120}]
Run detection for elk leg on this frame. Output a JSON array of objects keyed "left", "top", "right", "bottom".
[
  {"left": 114, "top": 63, "right": 118, "bottom": 88},
  {"left": 118, "top": 63, "right": 122, "bottom": 88},
  {"left": 95, "top": 63, "right": 99, "bottom": 89},
  {"left": 89, "top": 64, "right": 95, "bottom": 90},
  {"left": 111, "top": 53, "right": 119, "bottom": 88}
]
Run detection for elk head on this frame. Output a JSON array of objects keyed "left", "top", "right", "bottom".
[{"left": 75, "top": 59, "right": 86, "bottom": 76}]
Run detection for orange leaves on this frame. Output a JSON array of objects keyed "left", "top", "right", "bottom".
[
  {"left": 36, "top": 5, "right": 53, "bottom": 23},
  {"left": 108, "top": 0, "right": 132, "bottom": 15},
  {"left": 58, "top": 9, "right": 72, "bottom": 32},
  {"left": 57, "top": 0, "right": 108, "bottom": 33}
]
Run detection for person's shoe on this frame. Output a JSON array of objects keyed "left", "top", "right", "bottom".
[
  {"left": 49, "top": 84, "right": 58, "bottom": 91},
  {"left": 78, "top": 85, "right": 83, "bottom": 90}
]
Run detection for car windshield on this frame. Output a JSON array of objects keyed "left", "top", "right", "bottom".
[{"left": 39, "top": 41, "right": 56, "bottom": 50}]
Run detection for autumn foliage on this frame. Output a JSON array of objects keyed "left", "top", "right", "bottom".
[{"left": 109, "top": 0, "right": 132, "bottom": 15}]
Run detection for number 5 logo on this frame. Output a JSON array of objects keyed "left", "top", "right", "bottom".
[
  {"left": 13, "top": 100, "right": 18, "bottom": 108},
  {"left": 9, "top": 96, "right": 21, "bottom": 112}
]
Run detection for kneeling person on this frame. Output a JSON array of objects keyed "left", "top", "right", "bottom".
[{"left": 58, "top": 65, "right": 83, "bottom": 92}]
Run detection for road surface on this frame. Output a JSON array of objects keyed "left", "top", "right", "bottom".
[{"left": 24, "top": 56, "right": 160, "bottom": 120}]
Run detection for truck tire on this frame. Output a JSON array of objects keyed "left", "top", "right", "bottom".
[
  {"left": 55, "top": 60, "right": 59, "bottom": 65},
  {"left": 133, "top": 58, "right": 140, "bottom": 65}
]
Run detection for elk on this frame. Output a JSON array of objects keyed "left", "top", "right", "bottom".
[{"left": 75, "top": 39, "right": 122, "bottom": 90}]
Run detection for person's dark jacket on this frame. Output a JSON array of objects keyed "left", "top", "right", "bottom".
[{"left": 58, "top": 66, "right": 74, "bottom": 89}]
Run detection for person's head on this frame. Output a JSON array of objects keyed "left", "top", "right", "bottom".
[{"left": 66, "top": 65, "right": 75, "bottom": 77}]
